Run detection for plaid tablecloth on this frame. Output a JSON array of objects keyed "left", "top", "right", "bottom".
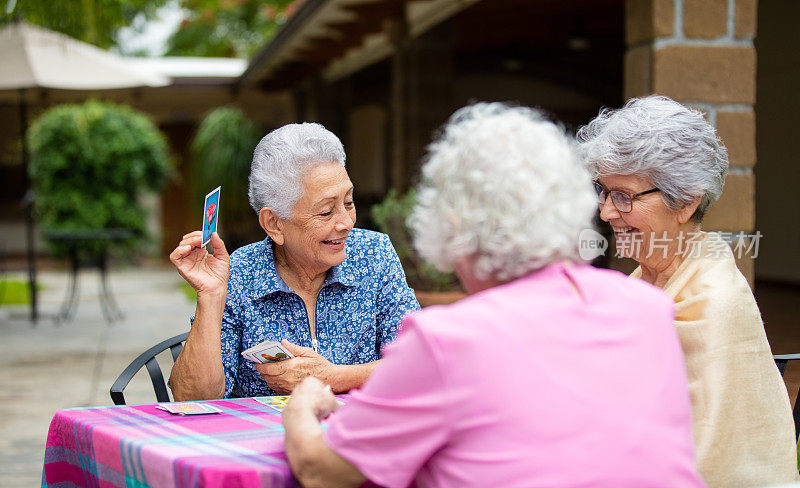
[{"left": 42, "top": 398, "right": 311, "bottom": 488}]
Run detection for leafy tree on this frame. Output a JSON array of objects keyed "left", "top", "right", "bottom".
[
  {"left": 3, "top": 0, "right": 294, "bottom": 58},
  {"left": 1, "top": 0, "right": 169, "bottom": 49},
  {"left": 28, "top": 100, "right": 171, "bottom": 257},
  {"left": 165, "top": 0, "right": 294, "bottom": 58},
  {"left": 191, "top": 107, "right": 262, "bottom": 251}
]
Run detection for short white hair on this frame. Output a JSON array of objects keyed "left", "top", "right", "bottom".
[
  {"left": 409, "top": 102, "right": 597, "bottom": 281},
  {"left": 577, "top": 95, "right": 728, "bottom": 222},
  {"left": 248, "top": 122, "right": 346, "bottom": 219}
]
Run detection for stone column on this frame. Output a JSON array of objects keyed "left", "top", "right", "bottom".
[{"left": 625, "top": 0, "right": 758, "bottom": 285}]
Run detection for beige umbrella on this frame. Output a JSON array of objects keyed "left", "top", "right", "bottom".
[
  {"left": 0, "top": 20, "right": 169, "bottom": 322},
  {"left": 0, "top": 21, "right": 169, "bottom": 89}
]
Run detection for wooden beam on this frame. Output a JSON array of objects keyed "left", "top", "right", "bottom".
[
  {"left": 255, "top": 0, "right": 424, "bottom": 90},
  {"left": 342, "top": 0, "right": 404, "bottom": 19}
]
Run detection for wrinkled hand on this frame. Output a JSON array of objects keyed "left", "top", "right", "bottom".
[
  {"left": 283, "top": 376, "right": 340, "bottom": 421},
  {"left": 169, "top": 231, "right": 229, "bottom": 296},
  {"left": 254, "top": 340, "right": 334, "bottom": 394}
]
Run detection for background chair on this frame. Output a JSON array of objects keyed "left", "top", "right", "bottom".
[
  {"left": 774, "top": 354, "right": 800, "bottom": 440},
  {"left": 110, "top": 332, "right": 188, "bottom": 405}
]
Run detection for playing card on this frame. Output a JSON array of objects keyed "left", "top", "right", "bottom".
[
  {"left": 241, "top": 340, "right": 294, "bottom": 364},
  {"left": 253, "top": 395, "right": 291, "bottom": 413},
  {"left": 241, "top": 349, "right": 256, "bottom": 363},
  {"left": 252, "top": 344, "right": 292, "bottom": 363},
  {"left": 253, "top": 395, "right": 345, "bottom": 413},
  {"left": 202, "top": 186, "right": 221, "bottom": 246},
  {"left": 157, "top": 402, "right": 222, "bottom": 415}
]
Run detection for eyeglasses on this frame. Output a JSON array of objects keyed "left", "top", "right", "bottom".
[{"left": 593, "top": 181, "right": 660, "bottom": 213}]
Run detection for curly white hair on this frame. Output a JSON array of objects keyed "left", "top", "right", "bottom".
[
  {"left": 248, "top": 122, "right": 346, "bottom": 219},
  {"left": 576, "top": 95, "right": 728, "bottom": 222},
  {"left": 409, "top": 102, "right": 597, "bottom": 281}
]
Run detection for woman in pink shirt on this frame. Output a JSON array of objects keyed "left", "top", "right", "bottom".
[{"left": 281, "top": 103, "right": 705, "bottom": 488}]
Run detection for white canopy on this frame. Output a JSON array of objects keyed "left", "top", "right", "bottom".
[{"left": 0, "top": 21, "right": 169, "bottom": 90}]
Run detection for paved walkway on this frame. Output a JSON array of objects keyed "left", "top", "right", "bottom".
[{"left": 0, "top": 267, "right": 194, "bottom": 487}]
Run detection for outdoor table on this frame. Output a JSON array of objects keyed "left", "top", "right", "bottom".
[
  {"left": 42, "top": 397, "right": 322, "bottom": 488},
  {"left": 42, "top": 228, "right": 132, "bottom": 325}
]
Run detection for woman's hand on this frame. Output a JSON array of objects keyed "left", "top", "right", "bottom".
[
  {"left": 283, "top": 376, "right": 340, "bottom": 420},
  {"left": 169, "top": 231, "right": 230, "bottom": 297},
  {"left": 282, "top": 377, "right": 366, "bottom": 488},
  {"left": 169, "top": 231, "right": 229, "bottom": 401},
  {"left": 254, "top": 340, "right": 335, "bottom": 394}
]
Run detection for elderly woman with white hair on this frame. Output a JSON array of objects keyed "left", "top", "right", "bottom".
[
  {"left": 169, "top": 123, "right": 419, "bottom": 400},
  {"left": 280, "top": 103, "right": 705, "bottom": 488},
  {"left": 578, "top": 95, "right": 797, "bottom": 487}
]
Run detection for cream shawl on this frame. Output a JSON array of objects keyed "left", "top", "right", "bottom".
[{"left": 631, "top": 232, "right": 797, "bottom": 487}]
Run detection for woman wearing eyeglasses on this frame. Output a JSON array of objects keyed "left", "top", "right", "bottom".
[{"left": 578, "top": 95, "right": 797, "bottom": 487}]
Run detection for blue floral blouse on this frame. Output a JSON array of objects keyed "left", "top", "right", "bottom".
[{"left": 211, "top": 228, "right": 420, "bottom": 398}]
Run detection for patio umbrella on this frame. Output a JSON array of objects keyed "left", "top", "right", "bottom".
[{"left": 0, "top": 20, "right": 169, "bottom": 322}]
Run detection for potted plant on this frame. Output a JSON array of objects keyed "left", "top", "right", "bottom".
[{"left": 371, "top": 189, "right": 465, "bottom": 307}]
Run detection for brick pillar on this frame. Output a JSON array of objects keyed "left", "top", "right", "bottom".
[{"left": 624, "top": 0, "right": 758, "bottom": 285}]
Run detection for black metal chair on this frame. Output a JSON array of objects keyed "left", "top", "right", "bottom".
[
  {"left": 774, "top": 354, "right": 800, "bottom": 439},
  {"left": 110, "top": 332, "right": 189, "bottom": 405}
]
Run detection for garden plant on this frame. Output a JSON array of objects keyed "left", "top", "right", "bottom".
[{"left": 28, "top": 100, "right": 171, "bottom": 258}]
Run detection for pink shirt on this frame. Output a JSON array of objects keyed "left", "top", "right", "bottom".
[{"left": 324, "top": 263, "right": 704, "bottom": 488}]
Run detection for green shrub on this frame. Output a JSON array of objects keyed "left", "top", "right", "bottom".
[
  {"left": 179, "top": 282, "right": 197, "bottom": 302},
  {"left": 371, "top": 189, "right": 460, "bottom": 292},
  {"left": 191, "top": 107, "right": 263, "bottom": 251},
  {"left": 28, "top": 100, "right": 170, "bottom": 258}
]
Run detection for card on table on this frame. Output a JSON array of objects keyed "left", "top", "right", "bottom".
[
  {"left": 202, "top": 186, "right": 221, "bottom": 247},
  {"left": 157, "top": 402, "right": 222, "bottom": 415},
  {"left": 241, "top": 340, "right": 295, "bottom": 364},
  {"left": 253, "top": 395, "right": 345, "bottom": 413},
  {"left": 253, "top": 395, "right": 292, "bottom": 413}
]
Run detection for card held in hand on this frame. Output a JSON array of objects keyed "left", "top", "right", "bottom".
[
  {"left": 241, "top": 340, "right": 295, "bottom": 364},
  {"left": 202, "top": 186, "right": 221, "bottom": 247}
]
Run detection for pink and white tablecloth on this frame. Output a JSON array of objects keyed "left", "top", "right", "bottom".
[{"left": 42, "top": 398, "right": 309, "bottom": 488}]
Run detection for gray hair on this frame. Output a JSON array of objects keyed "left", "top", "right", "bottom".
[
  {"left": 409, "top": 102, "right": 597, "bottom": 281},
  {"left": 248, "top": 122, "right": 346, "bottom": 219},
  {"left": 576, "top": 95, "right": 728, "bottom": 222}
]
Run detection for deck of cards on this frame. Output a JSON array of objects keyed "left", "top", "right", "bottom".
[
  {"left": 202, "top": 186, "right": 221, "bottom": 247},
  {"left": 157, "top": 402, "right": 222, "bottom": 415},
  {"left": 241, "top": 340, "right": 295, "bottom": 364}
]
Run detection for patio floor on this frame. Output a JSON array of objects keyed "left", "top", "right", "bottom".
[{"left": 0, "top": 267, "right": 193, "bottom": 487}]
